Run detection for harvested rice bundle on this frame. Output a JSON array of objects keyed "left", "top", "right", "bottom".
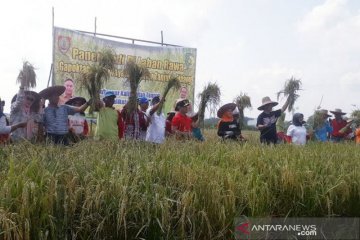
[
  {"left": 17, "top": 61, "right": 36, "bottom": 89},
  {"left": 157, "top": 76, "right": 181, "bottom": 115},
  {"left": 77, "top": 49, "right": 116, "bottom": 113},
  {"left": 277, "top": 77, "right": 302, "bottom": 112},
  {"left": 123, "top": 60, "right": 150, "bottom": 117},
  {"left": 234, "top": 93, "right": 252, "bottom": 128},
  {"left": 198, "top": 82, "right": 221, "bottom": 127},
  {"left": 351, "top": 110, "right": 360, "bottom": 126}
]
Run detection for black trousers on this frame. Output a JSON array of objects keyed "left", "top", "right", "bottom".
[{"left": 46, "top": 133, "right": 69, "bottom": 145}]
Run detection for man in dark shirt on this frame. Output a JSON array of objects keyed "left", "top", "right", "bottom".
[{"left": 256, "top": 96, "right": 290, "bottom": 144}]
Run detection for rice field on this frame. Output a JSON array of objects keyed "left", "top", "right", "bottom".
[{"left": 0, "top": 130, "right": 359, "bottom": 239}]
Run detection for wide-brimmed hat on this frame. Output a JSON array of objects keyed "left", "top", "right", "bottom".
[
  {"left": 39, "top": 86, "right": 65, "bottom": 99},
  {"left": 175, "top": 99, "right": 190, "bottom": 111},
  {"left": 319, "top": 109, "right": 331, "bottom": 118},
  {"left": 330, "top": 108, "right": 346, "bottom": 115},
  {"left": 65, "top": 97, "right": 86, "bottom": 106},
  {"left": 11, "top": 91, "right": 40, "bottom": 104},
  {"left": 258, "top": 96, "right": 278, "bottom": 110},
  {"left": 217, "top": 103, "right": 237, "bottom": 118}
]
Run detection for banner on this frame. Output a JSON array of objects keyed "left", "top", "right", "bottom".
[{"left": 53, "top": 27, "right": 196, "bottom": 113}]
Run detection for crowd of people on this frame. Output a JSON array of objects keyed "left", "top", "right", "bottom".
[{"left": 1, "top": 80, "right": 360, "bottom": 146}]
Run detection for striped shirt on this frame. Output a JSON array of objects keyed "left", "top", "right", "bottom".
[{"left": 44, "top": 105, "right": 75, "bottom": 135}]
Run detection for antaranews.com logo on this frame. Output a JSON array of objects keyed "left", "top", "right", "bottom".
[{"left": 234, "top": 217, "right": 359, "bottom": 240}]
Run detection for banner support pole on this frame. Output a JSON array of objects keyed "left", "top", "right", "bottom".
[
  {"left": 50, "top": 6, "right": 55, "bottom": 87},
  {"left": 94, "top": 17, "right": 97, "bottom": 36},
  {"left": 161, "top": 30, "right": 164, "bottom": 46}
]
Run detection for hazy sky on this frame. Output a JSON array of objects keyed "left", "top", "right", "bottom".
[{"left": 1, "top": 0, "right": 360, "bottom": 119}]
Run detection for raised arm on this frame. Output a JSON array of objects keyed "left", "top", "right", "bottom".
[{"left": 281, "top": 95, "right": 291, "bottom": 113}]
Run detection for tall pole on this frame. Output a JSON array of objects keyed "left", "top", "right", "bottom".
[
  {"left": 94, "top": 17, "right": 97, "bottom": 36},
  {"left": 161, "top": 30, "right": 164, "bottom": 46},
  {"left": 49, "top": 6, "right": 55, "bottom": 87}
]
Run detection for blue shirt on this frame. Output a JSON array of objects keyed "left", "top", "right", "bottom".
[
  {"left": 44, "top": 105, "right": 75, "bottom": 135},
  {"left": 314, "top": 121, "right": 333, "bottom": 142}
]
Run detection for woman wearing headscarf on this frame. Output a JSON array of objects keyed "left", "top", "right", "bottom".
[
  {"left": 286, "top": 113, "right": 307, "bottom": 145},
  {"left": 217, "top": 103, "right": 245, "bottom": 141}
]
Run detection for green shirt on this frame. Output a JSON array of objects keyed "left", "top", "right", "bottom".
[{"left": 95, "top": 107, "right": 118, "bottom": 140}]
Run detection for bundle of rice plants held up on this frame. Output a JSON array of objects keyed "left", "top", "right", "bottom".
[
  {"left": 77, "top": 49, "right": 116, "bottom": 113},
  {"left": 234, "top": 93, "right": 252, "bottom": 128},
  {"left": 197, "top": 82, "right": 221, "bottom": 127},
  {"left": 277, "top": 76, "right": 302, "bottom": 112},
  {"left": 157, "top": 76, "right": 181, "bottom": 115},
  {"left": 17, "top": 61, "right": 36, "bottom": 89},
  {"left": 123, "top": 60, "right": 150, "bottom": 117}
]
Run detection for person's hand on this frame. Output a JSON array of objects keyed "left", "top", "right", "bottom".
[{"left": 18, "top": 121, "right": 27, "bottom": 128}]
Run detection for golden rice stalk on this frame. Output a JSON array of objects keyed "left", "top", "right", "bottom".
[
  {"left": 157, "top": 76, "right": 181, "bottom": 114},
  {"left": 234, "top": 93, "right": 252, "bottom": 128},
  {"left": 197, "top": 82, "right": 221, "bottom": 127},
  {"left": 277, "top": 76, "right": 302, "bottom": 112},
  {"left": 123, "top": 60, "right": 150, "bottom": 116},
  {"left": 77, "top": 49, "right": 116, "bottom": 113},
  {"left": 312, "top": 110, "right": 324, "bottom": 130},
  {"left": 17, "top": 61, "right": 36, "bottom": 89},
  {"left": 351, "top": 110, "right": 360, "bottom": 126}
]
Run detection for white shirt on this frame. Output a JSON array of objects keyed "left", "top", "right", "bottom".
[
  {"left": 145, "top": 108, "right": 166, "bottom": 144},
  {"left": 0, "top": 115, "right": 11, "bottom": 134},
  {"left": 68, "top": 113, "right": 86, "bottom": 135},
  {"left": 287, "top": 124, "right": 307, "bottom": 145}
]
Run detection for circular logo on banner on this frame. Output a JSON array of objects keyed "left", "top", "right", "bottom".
[{"left": 58, "top": 36, "right": 71, "bottom": 54}]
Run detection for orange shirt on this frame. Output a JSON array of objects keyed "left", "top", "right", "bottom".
[{"left": 355, "top": 128, "right": 360, "bottom": 144}]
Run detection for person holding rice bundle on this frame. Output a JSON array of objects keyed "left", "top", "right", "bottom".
[
  {"left": 95, "top": 91, "right": 122, "bottom": 140},
  {"left": 286, "top": 113, "right": 307, "bottom": 145},
  {"left": 145, "top": 96, "right": 166, "bottom": 144},
  {"left": 217, "top": 103, "right": 245, "bottom": 141},
  {"left": 120, "top": 97, "right": 149, "bottom": 140},
  {"left": 10, "top": 86, "right": 43, "bottom": 142},
  {"left": 329, "top": 109, "right": 353, "bottom": 142},
  {"left": 0, "top": 98, "right": 27, "bottom": 144},
  {"left": 40, "top": 86, "right": 90, "bottom": 145},
  {"left": 171, "top": 99, "right": 195, "bottom": 140},
  {"left": 189, "top": 112, "right": 205, "bottom": 141},
  {"left": 66, "top": 97, "right": 89, "bottom": 142},
  {"left": 312, "top": 109, "right": 333, "bottom": 142},
  {"left": 256, "top": 96, "right": 290, "bottom": 144}
]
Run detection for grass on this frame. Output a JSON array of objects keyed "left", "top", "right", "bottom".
[{"left": 0, "top": 130, "right": 359, "bottom": 239}]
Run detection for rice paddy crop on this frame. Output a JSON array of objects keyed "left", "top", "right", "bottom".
[{"left": 0, "top": 131, "right": 359, "bottom": 239}]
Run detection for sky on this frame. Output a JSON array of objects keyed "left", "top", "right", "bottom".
[{"left": 1, "top": 0, "right": 360, "bottom": 120}]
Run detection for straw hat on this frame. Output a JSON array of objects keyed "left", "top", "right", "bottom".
[
  {"left": 217, "top": 103, "right": 237, "bottom": 118},
  {"left": 319, "top": 109, "right": 331, "bottom": 117},
  {"left": 257, "top": 96, "right": 278, "bottom": 110},
  {"left": 11, "top": 91, "right": 40, "bottom": 104},
  {"left": 65, "top": 97, "right": 86, "bottom": 106},
  {"left": 330, "top": 108, "right": 346, "bottom": 115},
  {"left": 39, "top": 86, "right": 65, "bottom": 99}
]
